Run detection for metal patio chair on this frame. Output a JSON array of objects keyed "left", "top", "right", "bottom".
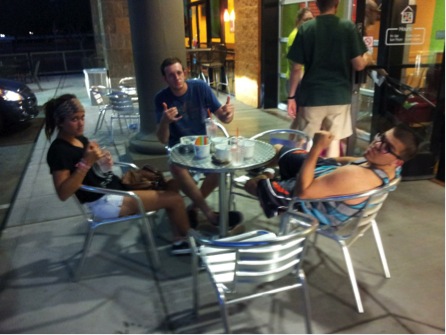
[
  {"left": 107, "top": 91, "right": 140, "bottom": 141},
  {"left": 229, "top": 129, "right": 313, "bottom": 210},
  {"left": 73, "top": 162, "right": 160, "bottom": 281},
  {"left": 198, "top": 44, "right": 230, "bottom": 96},
  {"left": 118, "top": 76, "right": 138, "bottom": 102},
  {"left": 90, "top": 86, "right": 111, "bottom": 135},
  {"left": 283, "top": 176, "right": 401, "bottom": 313},
  {"left": 189, "top": 211, "right": 317, "bottom": 333}
]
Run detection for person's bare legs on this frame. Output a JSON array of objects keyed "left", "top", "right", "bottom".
[
  {"left": 170, "top": 164, "right": 218, "bottom": 224},
  {"left": 120, "top": 189, "right": 189, "bottom": 241},
  {"left": 326, "top": 139, "right": 341, "bottom": 157},
  {"left": 244, "top": 170, "right": 275, "bottom": 196},
  {"left": 289, "top": 117, "right": 299, "bottom": 141},
  {"left": 244, "top": 144, "right": 281, "bottom": 196}
]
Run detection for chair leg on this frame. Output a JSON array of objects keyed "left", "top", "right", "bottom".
[
  {"left": 371, "top": 220, "right": 391, "bottom": 278},
  {"left": 341, "top": 245, "right": 364, "bottom": 313},
  {"left": 192, "top": 250, "right": 200, "bottom": 317},
  {"left": 94, "top": 108, "right": 106, "bottom": 135},
  {"left": 298, "top": 269, "right": 313, "bottom": 334},
  {"left": 215, "top": 70, "right": 220, "bottom": 96},
  {"left": 228, "top": 172, "right": 237, "bottom": 211},
  {"left": 74, "top": 225, "right": 96, "bottom": 281},
  {"left": 142, "top": 216, "right": 160, "bottom": 269},
  {"left": 117, "top": 115, "right": 125, "bottom": 134},
  {"left": 110, "top": 117, "right": 114, "bottom": 141},
  {"left": 216, "top": 287, "right": 231, "bottom": 333}
]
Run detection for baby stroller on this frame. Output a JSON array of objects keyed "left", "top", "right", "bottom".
[{"left": 384, "top": 74, "right": 438, "bottom": 179}]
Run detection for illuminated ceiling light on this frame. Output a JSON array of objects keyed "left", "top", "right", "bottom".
[
  {"left": 224, "top": 9, "right": 230, "bottom": 22},
  {"left": 229, "top": 9, "right": 235, "bottom": 21}
]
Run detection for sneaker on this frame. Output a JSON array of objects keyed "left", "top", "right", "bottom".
[
  {"left": 171, "top": 240, "right": 192, "bottom": 255},
  {"left": 256, "top": 179, "right": 291, "bottom": 218},
  {"left": 213, "top": 211, "right": 244, "bottom": 228}
]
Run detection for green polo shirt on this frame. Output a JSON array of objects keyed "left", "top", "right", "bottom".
[{"left": 287, "top": 15, "right": 367, "bottom": 106}]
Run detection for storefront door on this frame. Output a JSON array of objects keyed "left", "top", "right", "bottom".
[{"left": 354, "top": 0, "right": 444, "bottom": 179}]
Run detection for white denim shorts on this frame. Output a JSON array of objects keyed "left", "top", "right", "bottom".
[{"left": 84, "top": 194, "right": 124, "bottom": 220}]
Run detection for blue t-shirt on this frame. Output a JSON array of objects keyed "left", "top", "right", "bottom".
[{"left": 154, "top": 79, "right": 221, "bottom": 147}]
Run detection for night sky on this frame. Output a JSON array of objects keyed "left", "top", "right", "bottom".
[{"left": 0, "top": 0, "right": 93, "bottom": 37}]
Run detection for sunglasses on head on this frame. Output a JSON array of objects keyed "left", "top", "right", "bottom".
[{"left": 373, "top": 133, "right": 402, "bottom": 160}]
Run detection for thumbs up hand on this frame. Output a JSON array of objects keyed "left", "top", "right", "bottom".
[{"left": 216, "top": 96, "right": 234, "bottom": 123}]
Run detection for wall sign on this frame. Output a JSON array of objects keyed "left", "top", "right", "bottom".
[
  {"left": 385, "top": 5, "right": 424, "bottom": 46},
  {"left": 385, "top": 27, "right": 425, "bottom": 45}
]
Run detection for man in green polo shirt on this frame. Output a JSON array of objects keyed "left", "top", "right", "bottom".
[{"left": 287, "top": 0, "right": 371, "bottom": 156}]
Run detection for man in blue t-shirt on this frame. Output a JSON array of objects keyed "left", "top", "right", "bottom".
[{"left": 155, "top": 57, "right": 240, "bottom": 228}]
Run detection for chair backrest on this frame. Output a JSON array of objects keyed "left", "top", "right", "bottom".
[
  {"left": 211, "top": 44, "right": 227, "bottom": 64},
  {"left": 118, "top": 77, "right": 138, "bottom": 100},
  {"left": 199, "top": 44, "right": 227, "bottom": 66},
  {"left": 285, "top": 176, "right": 401, "bottom": 240},
  {"left": 90, "top": 86, "right": 105, "bottom": 105},
  {"left": 108, "top": 91, "right": 134, "bottom": 113},
  {"left": 192, "top": 211, "right": 317, "bottom": 290},
  {"left": 250, "top": 129, "right": 313, "bottom": 151},
  {"left": 214, "top": 120, "right": 230, "bottom": 137}
]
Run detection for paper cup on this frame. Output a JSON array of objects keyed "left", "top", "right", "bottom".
[
  {"left": 215, "top": 144, "right": 231, "bottom": 162},
  {"left": 193, "top": 135, "right": 210, "bottom": 159},
  {"left": 194, "top": 143, "right": 210, "bottom": 159},
  {"left": 211, "top": 136, "right": 228, "bottom": 153},
  {"left": 180, "top": 136, "right": 198, "bottom": 145},
  {"left": 241, "top": 139, "right": 255, "bottom": 159}
]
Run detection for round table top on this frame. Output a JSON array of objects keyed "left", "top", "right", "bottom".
[{"left": 169, "top": 139, "right": 276, "bottom": 173}]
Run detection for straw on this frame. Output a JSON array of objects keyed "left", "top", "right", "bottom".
[{"left": 236, "top": 127, "right": 239, "bottom": 138}]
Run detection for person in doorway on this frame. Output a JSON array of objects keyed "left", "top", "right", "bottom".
[
  {"left": 286, "top": 8, "right": 314, "bottom": 133},
  {"left": 365, "top": 0, "right": 380, "bottom": 33},
  {"left": 155, "top": 57, "right": 243, "bottom": 231},
  {"left": 244, "top": 124, "right": 418, "bottom": 223},
  {"left": 287, "top": 0, "right": 372, "bottom": 157},
  {"left": 44, "top": 94, "right": 192, "bottom": 255}
]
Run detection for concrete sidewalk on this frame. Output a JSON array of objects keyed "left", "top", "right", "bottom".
[{"left": 0, "top": 74, "right": 444, "bottom": 333}]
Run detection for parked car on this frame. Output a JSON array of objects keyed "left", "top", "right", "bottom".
[{"left": 0, "top": 78, "right": 39, "bottom": 133}]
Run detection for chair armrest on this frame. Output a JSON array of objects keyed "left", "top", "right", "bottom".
[
  {"left": 214, "top": 120, "right": 230, "bottom": 137},
  {"left": 114, "top": 161, "right": 138, "bottom": 169},
  {"left": 249, "top": 129, "right": 313, "bottom": 149},
  {"left": 289, "top": 176, "right": 401, "bottom": 207}
]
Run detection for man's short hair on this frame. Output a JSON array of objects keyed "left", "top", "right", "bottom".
[
  {"left": 160, "top": 57, "right": 183, "bottom": 76},
  {"left": 316, "top": 0, "right": 338, "bottom": 13},
  {"left": 393, "top": 123, "right": 420, "bottom": 161}
]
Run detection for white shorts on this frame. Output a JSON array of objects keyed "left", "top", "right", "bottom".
[
  {"left": 84, "top": 194, "right": 124, "bottom": 220},
  {"left": 297, "top": 104, "right": 352, "bottom": 139}
]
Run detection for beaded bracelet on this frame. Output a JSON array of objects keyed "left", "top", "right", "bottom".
[
  {"left": 287, "top": 96, "right": 295, "bottom": 99},
  {"left": 75, "top": 159, "right": 91, "bottom": 172}
]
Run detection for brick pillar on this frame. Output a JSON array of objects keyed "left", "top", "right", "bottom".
[
  {"left": 234, "top": 0, "right": 261, "bottom": 107},
  {"left": 90, "top": 0, "right": 135, "bottom": 87}
]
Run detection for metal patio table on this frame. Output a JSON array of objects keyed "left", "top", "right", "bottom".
[{"left": 169, "top": 140, "right": 275, "bottom": 236}]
